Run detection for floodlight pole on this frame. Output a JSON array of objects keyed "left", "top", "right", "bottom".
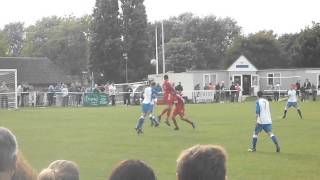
[
  {"left": 161, "top": 21, "right": 166, "bottom": 74},
  {"left": 155, "top": 25, "right": 159, "bottom": 74}
]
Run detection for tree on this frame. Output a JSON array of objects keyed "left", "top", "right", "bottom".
[
  {"left": 121, "top": 0, "right": 150, "bottom": 81},
  {"left": 0, "top": 30, "right": 9, "bottom": 56},
  {"left": 90, "top": 0, "right": 123, "bottom": 83},
  {"left": 155, "top": 13, "right": 241, "bottom": 70},
  {"left": 165, "top": 38, "right": 197, "bottom": 72},
  {"left": 293, "top": 22, "right": 320, "bottom": 67},
  {"left": 3, "top": 22, "right": 24, "bottom": 56},
  {"left": 226, "top": 31, "right": 285, "bottom": 69}
]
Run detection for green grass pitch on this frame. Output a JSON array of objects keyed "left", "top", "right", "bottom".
[{"left": 1, "top": 101, "right": 320, "bottom": 180}]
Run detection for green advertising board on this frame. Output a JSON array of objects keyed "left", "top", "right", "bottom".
[{"left": 83, "top": 92, "right": 109, "bottom": 107}]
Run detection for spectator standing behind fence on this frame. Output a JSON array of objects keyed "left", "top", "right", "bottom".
[
  {"left": 304, "top": 79, "right": 311, "bottom": 101},
  {"left": 296, "top": 80, "right": 301, "bottom": 96},
  {"left": 17, "top": 84, "right": 22, "bottom": 107},
  {"left": 0, "top": 81, "right": 9, "bottom": 109},
  {"left": 124, "top": 85, "right": 132, "bottom": 106},
  {"left": 229, "top": 82, "right": 236, "bottom": 102},
  {"left": 215, "top": 83, "right": 220, "bottom": 103},
  {"left": 47, "top": 85, "right": 55, "bottom": 106},
  {"left": 235, "top": 83, "right": 241, "bottom": 102},
  {"left": 175, "top": 82, "right": 183, "bottom": 93},
  {"left": 109, "top": 83, "right": 116, "bottom": 106},
  {"left": 311, "top": 84, "right": 317, "bottom": 101},
  {"left": 62, "top": 84, "right": 69, "bottom": 106},
  {"left": 220, "top": 81, "right": 225, "bottom": 103}
]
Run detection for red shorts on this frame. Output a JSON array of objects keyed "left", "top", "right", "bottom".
[
  {"left": 164, "top": 94, "right": 174, "bottom": 106},
  {"left": 172, "top": 108, "right": 184, "bottom": 118}
]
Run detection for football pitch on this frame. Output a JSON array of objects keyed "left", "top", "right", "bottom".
[{"left": 1, "top": 101, "right": 320, "bottom": 180}]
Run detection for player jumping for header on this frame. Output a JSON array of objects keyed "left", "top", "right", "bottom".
[
  {"left": 282, "top": 84, "right": 303, "bottom": 119},
  {"left": 171, "top": 92, "right": 195, "bottom": 131},
  {"left": 158, "top": 75, "right": 175, "bottom": 126},
  {"left": 248, "top": 91, "right": 280, "bottom": 153}
]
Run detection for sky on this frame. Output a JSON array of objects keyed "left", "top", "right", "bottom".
[{"left": 0, "top": 0, "right": 319, "bottom": 35}]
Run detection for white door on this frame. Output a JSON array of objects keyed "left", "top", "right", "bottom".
[{"left": 251, "top": 75, "right": 259, "bottom": 96}]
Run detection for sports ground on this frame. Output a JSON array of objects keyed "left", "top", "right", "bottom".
[{"left": 1, "top": 101, "right": 320, "bottom": 180}]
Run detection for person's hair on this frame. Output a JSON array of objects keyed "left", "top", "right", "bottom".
[
  {"left": 176, "top": 145, "right": 227, "bottom": 180},
  {"left": 12, "top": 151, "right": 37, "bottom": 180},
  {"left": 164, "top": 75, "right": 168, "bottom": 80},
  {"left": 0, "top": 127, "right": 18, "bottom": 173},
  {"left": 150, "top": 81, "right": 156, "bottom": 87},
  {"left": 109, "top": 160, "right": 156, "bottom": 180},
  {"left": 257, "top": 91, "right": 263, "bottom": 98},
  {"left": 38, "top": 160, "right": 79, "bottom": 180}
]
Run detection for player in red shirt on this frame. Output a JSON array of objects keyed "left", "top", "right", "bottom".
[
  {"left": 171, "top": 92, "right": 195, "bottom": 130},
  {"left": 158, "top": 75, "right": 175, "bottom": 126}
]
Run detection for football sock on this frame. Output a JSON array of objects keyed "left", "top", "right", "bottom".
[
  {"left": 282, "top": 110, "right": 287, "bottom": 118},
  {"left": 252, "top": 136, "right": 257, "bottom": 149},
  {"left": 297, "top": 109, "right": 303, "bottom": 119},
  {"left": 172, "top": 118, "right": 179, "bottom": 129},
  {"left": 271, "top": 135, "right": 279, "bottom": 146},
  {"left": 136, "top": 116, "right": 145, "bottom": 129}
]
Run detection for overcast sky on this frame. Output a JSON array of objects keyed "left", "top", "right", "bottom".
[{"left": 0, "top": 0, "right": 319, "bottom": 35}]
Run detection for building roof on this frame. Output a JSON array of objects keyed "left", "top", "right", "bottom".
[
  {"left": 0, "top": 57, "right": 73, "bottom": 85},
  {"left": 227, "top": 55, "right": 258, "bottom": 72}
]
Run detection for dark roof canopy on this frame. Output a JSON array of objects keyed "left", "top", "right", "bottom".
[{"left": 0, "top": 57, "right": 73, "bottom": 85}]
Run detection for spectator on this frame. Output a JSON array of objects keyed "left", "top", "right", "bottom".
[
  {"left": 61, "top": 84, "right": 69, "bottom": 107},
  {"left": 230, "top": 82, "right": 236, "bottom": 102},
  {"left": 109, "top": 159, "right": 156, "bottom": 180},
  {"left": 176, "top": 144, "right": 228, "bottom": 180},
  {"left": 312, "top": 84, "right": 317, "bottom": 101},
  {"left": 124, "top": 85, "right": 133, "bottom": 106},
  {"left": 175, "top": 82, "right": 183, "bottom": 93},
  {"left": 208, "top": 83, "right": 214, "bottom": 90},
  {"left": 47, "top": 85, "right": 55, "bottom": 106},
  {"left": 38, "top": 160, "right": 79, "bottom": 180},
  {"left": 55, "top": 83, "right": 63, "bottom": 106},
  {"left": 220, "top": 81, "right": 225, "bottom": 103},
  {"left": 194, "top": 84, "right": 200, "bottom": 90},
  {"left": 215, "top": 83, "right": 220, "bottom": 103},
  {"left": 300, "top": 85, "right": 306, "bottom": 102},
  {"left": 0, "top": 127, "right": 36, "bottom": 180},
  {"left": 304, "top": 79, "right": 311, "bottom": 100},
  {"left": 75, "top": 84, "right": 83, "bottom": 107},
  {"left": 109, "top": 83, "right": 116, "bottom": 106},
  {"left": 0, "top": 81, "right": 9, "bottom": 109},
  {"left": 17, "top": 85, "right": 23, "bottom": 107},
  {"left": 296, "top": 80, "right": 301, "bottom": 96},
  {"left": 235, "top": 83, "right": 241, "bottom": 102},
  {"left": 12, "top": 151, "right": 37, "bottom": 180}
]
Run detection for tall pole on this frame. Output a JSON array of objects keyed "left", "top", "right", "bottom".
[
  {"left": 161, "top": 21, "right": 165, "bottom": 74},
  {"left": 155, "top": 25, "right": 159, "bottom": 74}
]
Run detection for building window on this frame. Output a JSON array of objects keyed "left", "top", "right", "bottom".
[
  {"left": 203, "top": 74, "right": 217, "bottom": 86},
  {"left": 267, "top": 73, "right": 281, "bottom": 86},
  {"left": 268, "top": 73, "right": 273, "bottom": 85}
]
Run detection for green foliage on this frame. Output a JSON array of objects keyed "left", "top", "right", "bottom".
[
  {"left": 226, "top": 31, "right": 285, "bottom": 68},
  {"left": 0, "top": 30, "right": 9, "bottom": 56},
  {"left": 3, "top": 22, "right": 24, "bottom": 56},
  {"left": 165, "top": 38, "right": 197, "bottom": 72},
  {"left": 90, "top": 0, "right": 123, "bottom": 83},
  {"left": 154, "top": 13, "right": 241, "bottom": 69},
  {"left": 1, "top": 102, "right": 320, "bottom": 180},
  {"left": 121, "top": 0, "right": 150, "bottom": 81},
  {"left": 294, "top": 22, "right": 320, "bottom": 67}
]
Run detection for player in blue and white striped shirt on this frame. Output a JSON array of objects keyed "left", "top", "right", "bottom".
[{"left": 248, "top": 91, "right": 280, "bottom": 152}]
